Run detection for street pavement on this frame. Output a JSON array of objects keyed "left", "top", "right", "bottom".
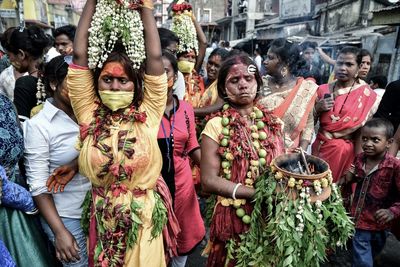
[{"left": 185, "top": 232, "right": 400, "bottom": 267}]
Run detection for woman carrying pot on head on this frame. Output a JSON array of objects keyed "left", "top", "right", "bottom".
[
  {"left": 172, "top": 1, "right": 208, "bottom": 108},
  {"left": 312, "top": 46, "right": 380, "bottom": 183},
  {"left": 68, "top": 0, "right": 177, "bottom": 266},
  {"left": 201, "top": 52, "right": 284, "bottom": 267},
  {"left": 258, "top": 38, "right": 319, "bottom": 151}
]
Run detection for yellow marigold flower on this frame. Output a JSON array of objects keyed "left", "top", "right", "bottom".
[{"left": 275, "top": 171, "right": 283, "bottom": 180}]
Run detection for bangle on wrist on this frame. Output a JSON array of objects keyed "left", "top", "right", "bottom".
[{"left": 232, "top": 183, "right": 242, "bottom": 200}]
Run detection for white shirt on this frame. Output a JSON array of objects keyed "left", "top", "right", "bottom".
[
  {"left": 174, "top": 71, "right": 185, "bottom": 100},
  {"left": 374, "top": 88, "right": 385, "bottom": 97},
  {"left": 45, "top": 47, "right": 60, "bottom": 63},
  {"left": 0, "top": 65, "right": 27, "bottom": 100},
  {"left": 24, "top": 98, "right": 91, "bottom": 218},
  {"left": 254, "top": 55, "right": 262, "bottom": 72}
]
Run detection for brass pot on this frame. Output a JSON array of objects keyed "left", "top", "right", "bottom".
[{"left": 273, "top": 153, "right": 332, "bottom": 202}]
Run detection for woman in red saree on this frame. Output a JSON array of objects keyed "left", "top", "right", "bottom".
[{"left": 312, "top": 46, "right": 380, "bottom": 183}]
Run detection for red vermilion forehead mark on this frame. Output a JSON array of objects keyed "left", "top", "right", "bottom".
[
  {"left": 100, "top": 62, "right": 127, "bottom": 78},
  {"left": 226, "top": 63, "right": 254, "bottom": 81},
  {"left": 186, "top": 49, "right": 196, "bottom": 57}
]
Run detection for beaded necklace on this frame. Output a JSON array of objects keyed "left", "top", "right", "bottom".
[{"left": 217, "top": 103, "right": 282, "bottom": 223}]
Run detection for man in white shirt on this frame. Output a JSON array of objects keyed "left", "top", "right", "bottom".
[{"left": 369, "top": 75, "right": 388, "bottom": 97}]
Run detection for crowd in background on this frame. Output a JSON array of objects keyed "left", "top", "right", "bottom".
[{"left": 0, "top": 1, "right": 400, "bottom": 267}]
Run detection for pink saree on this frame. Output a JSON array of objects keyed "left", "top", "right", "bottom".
[{"left": 312, "top": 81, "right": 380, "bottom": 182}]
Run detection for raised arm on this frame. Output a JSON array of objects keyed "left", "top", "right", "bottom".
[
  {"left": 72, "top": 0, "right": 95, "bottom": 66},
  {"left": 316, "top": 47, "right": 336, "bottom": 66},
  {"left": 142, "top": 1, "right": 164, "bottom": 76},
  {"left": 193, "top": 16, "right": 207, "bottom": 73}
]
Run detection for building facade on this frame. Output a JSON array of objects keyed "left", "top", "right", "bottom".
[{"left": 215, "top": 0, "right": 399, "bottom": 81}]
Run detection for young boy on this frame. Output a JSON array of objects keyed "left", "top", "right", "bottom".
[{"left": 341, "top": 118, "right": 400, "bottom": 267}]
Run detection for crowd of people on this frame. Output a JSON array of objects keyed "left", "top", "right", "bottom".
[{"left": 0, "top": 1, "right": 399, "bottom": 267}]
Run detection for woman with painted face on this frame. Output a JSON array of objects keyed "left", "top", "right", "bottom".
[
  {"left": 24, "top": 55, "right": 91, "bottom": 266},
  {"left": 5, "top": 26, "right": 51, "bottom": 120},
  {"left": 258, "top": 38, "right": 319, "bottom": 151},
  {"left": 67, "top": 0, "right": 178, "bottom": 266},
  {"left": 157, "top": 51, "right": 204, "bottom": 267},
  {"left": 201, "top": 53, "right": 284, "bottom": 267},
  {"left": 195, "top": 48, "right": 230, "bottom": 116},
  {"left": 312, "top": 46, "right": 380, "bottom": 183},
  {"left": 173, "top": 3, "right": 207, "bottom": 108}
]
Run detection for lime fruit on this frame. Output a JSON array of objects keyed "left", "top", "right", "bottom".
[
  {"left": 242, "top": 215, "right": 251, "bottom": 224},
  {"left": 236, "top": 208, "right": 245, "bottom": 218}
]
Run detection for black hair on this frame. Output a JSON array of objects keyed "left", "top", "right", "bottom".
[
  {"left": 209, "top": 48, "right": 229, "bottom": 62},
  {"left": 217, "top": 52, "right": 263, "bottom": 101},
  {"left": 338, "top": 46, "right": 362, "bottom": 65},
  {"left": 370, "top": 75, "right": 388, "bottom": 89},
  {"left": 54, "top": 25, "right": 76, "bottom": 42},
  {"left": 42, "top": 55, "right": 68, "bottom": 97},
  {"left": 300, "top": 41, "right": 317, "bottom": 51},
  {"left": 0, "top": 27, "right": 17, "bottom": 52},
  {"left": 8, "top": 26, "right": 51, "bottom": 59},
  {"left": 93, "top": 48, "right": 144, "bottom": 108},
  {"left": 46, "top": 34, "right": 55, "bottom": 47},
  {"left": 359, "top": 48, "right": 373, "bottom": 63},
  {"left": 158, "top": 28, "right": 180, "bottom": 50},
  {"left": 162, "top": 50, "right": 178, "bottom": 74},
  {"left": 269, "top": 38, "right": 304, "bottom": 75},
  {"left": 364, "top": 118, "right": 394, "bottom": 139}
]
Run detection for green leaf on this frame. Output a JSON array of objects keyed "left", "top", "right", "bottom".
[
  {"left": 303, "top": 209, "right": 317, "bottom": 224},
  {"left": 283, "top": 255, "right": 293, "bottom": 267},
  {"left": 131, "top": 212, "right": 143, "bottom": 224},
  {"left": 285, "top": 246, "right": 294, "bottom": 256},
  {"left": 286, "top": 217, "right": 295, "bottom": 228}
]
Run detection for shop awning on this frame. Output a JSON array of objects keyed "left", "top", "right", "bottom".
[
  {"left": 370, "top": 4, "right": 400, "bottom": 25},
  {"left": 229, "top": 37, "right": 252, "bottom": 47}
]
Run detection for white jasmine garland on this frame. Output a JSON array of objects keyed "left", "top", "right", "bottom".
[
  {"left": 172, "top": 11, "right": 198, "bottom": 54},
  {"left": 88, "top": 0, "right": 145, "bottom": 69},
  {"left": 313, "top": 180, "right": 322, "bottom": 196}
]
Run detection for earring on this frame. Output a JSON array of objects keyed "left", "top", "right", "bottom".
[{"left": 281, "top": 67, "right": 288, "bottom": 78}]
